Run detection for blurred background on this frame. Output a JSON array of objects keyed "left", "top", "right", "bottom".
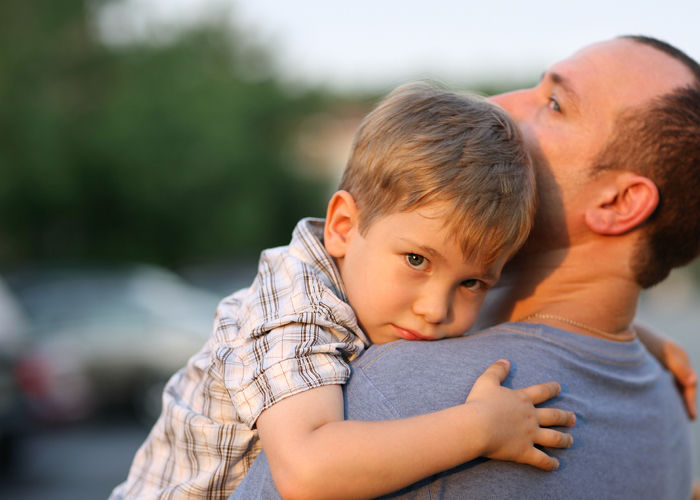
[{"left": 0, "top": 1, "right": 699, "bottom": 498}]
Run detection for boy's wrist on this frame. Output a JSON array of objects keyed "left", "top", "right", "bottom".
[{"left": 454, "top": 402, "right": 492, "bottom": 460}]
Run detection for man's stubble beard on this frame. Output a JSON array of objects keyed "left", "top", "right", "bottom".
[{"left": 517, "top": 143, "right": 570, "bottom": 257}]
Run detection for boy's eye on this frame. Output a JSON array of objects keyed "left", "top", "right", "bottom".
[
  {"left": 405, "top": 253, "right": 429, "bottom": 270},
  {"left": 461, "top": 279, "right": 484, "bottom": 291}
]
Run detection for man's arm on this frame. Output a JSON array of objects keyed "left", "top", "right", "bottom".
[{"left": 256, "top": 360, "right": 575, "bottom": 500}]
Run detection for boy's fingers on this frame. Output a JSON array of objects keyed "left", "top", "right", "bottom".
[
  {"left": 536, "top": 408, "right": 576, "bottom": 428},
  {"left": 683, "top": 374, "right": 697, "bottom": 420},
  {"left": 480, "top": 359, "right": 511, "bottom": 384},
  {"left": 534, "top": 428, "right": 574, "bottom": 449},
  {"left": 520, "top": 381, "right": 561, "bottom": 405},
  {"left": 679, "top": 367, "right": 697, "bottom": 420},
  {"left": 692, "top": 478, "right": 700, "bottom": 500},
  {"left": 665, "top": 341, "right": 697, "bottom": 419},
  {"left": 520, "top": 448, "right": 560, "bottom": 471}
]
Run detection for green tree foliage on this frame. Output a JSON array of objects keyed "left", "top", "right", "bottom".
[{"left": 0, "top": 0, "right": 330, "bottom": 269}]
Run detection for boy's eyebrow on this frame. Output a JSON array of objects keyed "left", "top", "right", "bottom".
[
  {"left": 399, "top": 238, "right": 445, "bottom": 262},
  {"left": 399, "top": 237, "right": 501, "bottom": 281}
]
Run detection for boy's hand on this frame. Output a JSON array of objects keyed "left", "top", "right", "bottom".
[
  {"left": 466, "top": 359, "right": 575, "bottom": 471},
  {"left": 661, "top": 339, "right": 697, "bottom": 420},
  {"left": 635, "top": 322, "right": 698, "bottom": 420}
]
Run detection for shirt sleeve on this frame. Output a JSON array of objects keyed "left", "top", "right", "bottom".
[
  {"left": 213, "top": 233, "right": 368, "bottom": 429},
  {"left": 214, "top": 307, "right": 362, "bottom": 429}
]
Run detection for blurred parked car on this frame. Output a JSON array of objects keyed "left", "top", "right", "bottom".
[
  {"left": 0, "top": 276, "right": 29, "bottom": 469},
  {"left": 6, "top": 264, "right": 221, "bottom": 427},
  {"left": 179, "top": 258, "right": 258, "bottom": 297}
]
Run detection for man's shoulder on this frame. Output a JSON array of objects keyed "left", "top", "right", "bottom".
[
  {"left": 345, "top": 324, "right": 694, "bottom": 500},
  {"left": 345, "top": 326, "right": 534, "bottom": 417},
  {"left": 346, "top": 322, "right": 657, "bottom": 418},
  {"left": 351, "top": 323, "right": 560, "bottom": 383},
  {"left": 353, "top": 321, "right": 651, "bottom": 375}
]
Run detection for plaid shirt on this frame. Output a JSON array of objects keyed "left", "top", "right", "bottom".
[{"left": 110, "top": 218, "right": 369, "bottom": 500}]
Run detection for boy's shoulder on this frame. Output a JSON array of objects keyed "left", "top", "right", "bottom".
[
  {"left": 218, "top": 218, "right": 364, "bottom": 342},
  {"left": 256, "top": 217, "right": 344, "bottom": 304}
]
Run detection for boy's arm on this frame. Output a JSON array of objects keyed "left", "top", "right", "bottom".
[
  {"left": 635, "top": 321, "right": 697, "bottom": 419},
  {"left": 256, "top": 359, "right": 575, "bottom": 500}
]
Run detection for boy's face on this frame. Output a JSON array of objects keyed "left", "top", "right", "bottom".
[{"left": 334, "top": 205, "right": 506, "bottom": 345}]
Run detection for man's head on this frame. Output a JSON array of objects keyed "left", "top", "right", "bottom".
[
  {"left": 593, "top": 36, "right": 700, "bottom": 287},
  {"left": 489, "top": 36, "right": 700, "bottom": 288},
  {"left": 338, "top": 82, "right": 535, "bottom": 267}
]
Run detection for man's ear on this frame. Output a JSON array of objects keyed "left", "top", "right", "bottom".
[
  {"left": 324, "top": 190, "right": 359, "bottom": 258},
  {"left": 584, "top": 172, "right": 659, "bottom": 235}
]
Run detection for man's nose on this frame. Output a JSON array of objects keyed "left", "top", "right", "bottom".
[{"left": 487, "top": 89, "right": 531, "bottom": 121}]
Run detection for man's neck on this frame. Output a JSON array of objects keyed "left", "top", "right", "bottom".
[{"left": 475, "top": 242, "right": 642, "bottom": 337}]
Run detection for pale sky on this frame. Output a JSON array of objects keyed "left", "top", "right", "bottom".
[{"left": 96, "top": 0, "right": 700, "bottom": 91}]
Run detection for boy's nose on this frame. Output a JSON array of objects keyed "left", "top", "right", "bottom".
[{"left": 412, "top": 292, "right": 451, "bottom": 325}]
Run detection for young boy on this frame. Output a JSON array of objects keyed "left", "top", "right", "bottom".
[{"left": 110, "top": 83, "right": 579, "bottom": 500}]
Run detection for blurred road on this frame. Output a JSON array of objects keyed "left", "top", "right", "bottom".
[{"left": 0, "top": 414, "right": 148, "bottom": 500}]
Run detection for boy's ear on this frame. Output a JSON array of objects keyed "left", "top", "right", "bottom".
[
  {"left": 584, "top": 172, "right": 659, "bottom": 235},
  {"left": 324, "top": 190, "right": 360, "bottom": 258}
]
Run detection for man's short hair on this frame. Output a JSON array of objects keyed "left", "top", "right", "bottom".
[
  {"left": 339, "top": 83, "right": 535, "bottom": 265},
  {"left": 592, "top": 35, "right": 700, "bottom": 288}
]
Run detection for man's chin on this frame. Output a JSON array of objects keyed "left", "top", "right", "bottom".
[{"left": 508, "top": 224, "right": 569, "bottom": 265}]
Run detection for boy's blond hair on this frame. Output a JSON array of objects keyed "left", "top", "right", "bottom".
[{"left": 338, "top": 82, "right": 536, "bottom": 265}]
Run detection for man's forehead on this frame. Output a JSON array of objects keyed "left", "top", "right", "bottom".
[{"left": 546, "top": 38, "right": 694, "bottom": 110}]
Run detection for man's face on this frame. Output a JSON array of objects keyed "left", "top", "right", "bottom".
[
  {"left": 488, "top": 38, "right": 694, "bottom": 247},
  {"left": 336, "top": 205, "right": 506, "bottom": 345}
]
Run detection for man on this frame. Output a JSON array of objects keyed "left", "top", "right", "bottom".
[{"left": 232, "top": 36, "right": 700, "bottom": 499}]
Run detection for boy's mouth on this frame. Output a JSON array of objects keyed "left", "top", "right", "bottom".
[{"left": 391, "top": 324, "right": 433, "bottom": 341}]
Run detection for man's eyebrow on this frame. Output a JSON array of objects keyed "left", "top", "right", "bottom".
[
  {"left": 542, "top": 70, "right": 581, "bottom": 112},
  {"left": 549, "top": 72, "right": 570, "bottom": 89}
]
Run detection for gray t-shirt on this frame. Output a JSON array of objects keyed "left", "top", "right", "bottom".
[{"left": 230, "top": 322, "right": 694, "bottom": 499}]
